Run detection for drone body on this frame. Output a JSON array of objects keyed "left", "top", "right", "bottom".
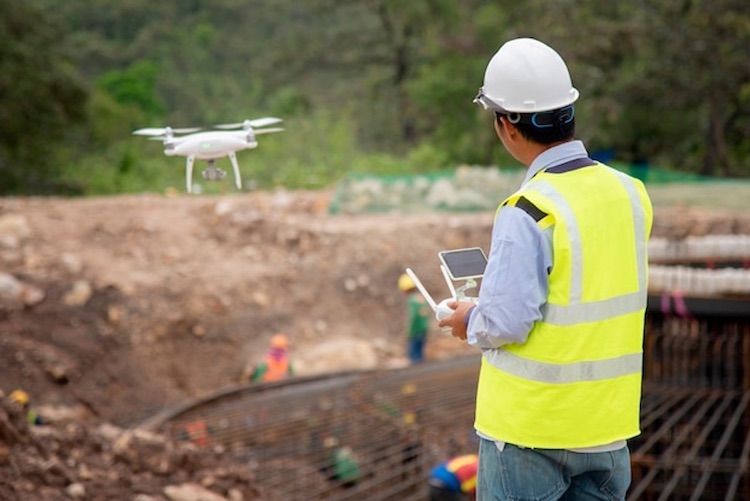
[
  {"left": 133, "top": 117, "right": 283, "bottom": 193},
  {"left": 165, "top": 130, "right": 257, "bottom": 159}
]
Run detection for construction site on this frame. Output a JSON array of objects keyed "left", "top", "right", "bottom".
[
  {"left": 144, "top": 291, "right": 750, "bottom": 501},
  {"left": 2, "top": 174, "right": 750, "bottom": 500}
]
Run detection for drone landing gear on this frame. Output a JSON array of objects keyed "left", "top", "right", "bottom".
[
  {"left": 202, "top": 159, "right": 227, "bottom": 182},
  {"left": 228, "top": 151, "right": 242, "bottom": 189}
]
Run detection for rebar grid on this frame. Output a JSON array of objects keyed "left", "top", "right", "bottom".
[
  {"left": 148, "top": 307, "right": 750, "bottom": 500},
  {"left": 158, "top": 356, "right": 480, "bottom": 500}
]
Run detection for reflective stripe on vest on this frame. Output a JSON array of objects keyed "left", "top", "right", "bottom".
[
  {"left": 527, "top": 168, "right": 649, "bottom": 327},
  {"left": 475, "top": 161, "right": 653, "bottom": 448},
  {"left": 483, "top": 349, "right": 642, "bottom": 384}
]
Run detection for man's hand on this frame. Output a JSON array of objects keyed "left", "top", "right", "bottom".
[{"left": 438, "top": 301, "right": 476, "bottom": 340}]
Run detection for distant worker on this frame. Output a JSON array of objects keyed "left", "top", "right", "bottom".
[
  {"left": 399, "top": 273, "right": 431, "bottom": 363},
  {"left": 9, "top": 389, "right": 44, "bottom": 426},
  {"left": 428, "top": 454, "right": 478, "bottom": 501},
  {"left": 250, "top": 333, "right": 294, "bottom": 383},
  {"left": 321, "top": 436, "right": 362, "bottom": 488},
  {"left": 183, "top": 418, "right": 210, "bottom": 447}
]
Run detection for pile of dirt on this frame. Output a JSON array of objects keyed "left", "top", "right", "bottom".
[
  {"left": 0, "top": 392, "right": 270, "bottom": 501},
  {"left": 0, "top": 191, "right": 490, "bottom": 427}
]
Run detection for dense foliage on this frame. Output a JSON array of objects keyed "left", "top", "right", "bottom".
[{"left": 2, "top": 0, "right": 749, "bottom": 195}]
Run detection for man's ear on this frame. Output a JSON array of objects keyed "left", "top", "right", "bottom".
[
  {"left": 502, "top": 116, "right": 521, "bottom": 138},
  {"left": 495, "top": 114, "right": 517, "bottom": 137}
]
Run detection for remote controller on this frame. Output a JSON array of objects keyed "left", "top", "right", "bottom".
[{"left": 436, "top": 298, "right": 454, "bottom": 320}]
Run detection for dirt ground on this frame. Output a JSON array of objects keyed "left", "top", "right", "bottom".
[
  {"left": 0, "top": 190, "right": 493, "bottom": 427},
  {"left": 1, "top": 187, "right": 749, "bottom": 500}
]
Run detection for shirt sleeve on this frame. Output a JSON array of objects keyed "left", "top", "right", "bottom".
[{"left": 467, "top": 205, "right": 552, "bottom": 349}]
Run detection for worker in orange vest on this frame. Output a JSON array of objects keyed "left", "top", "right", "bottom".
[
  {"left": 183, "top": 419, "right": 210, "bottom": 447},
  {"left": 428, "top": 454, "right": 478, "bottom": 501},
  {"left": 251, "top": 333, "right": 294, "bottom": 383}
]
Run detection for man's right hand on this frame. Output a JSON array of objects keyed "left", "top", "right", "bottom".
[{"left": 438, "top": 301, "right": 475, "bottom": 340}]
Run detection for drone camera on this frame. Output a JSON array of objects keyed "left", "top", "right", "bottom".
[{"left": 202, "top": 167, "right": 227, "bottom": 181}]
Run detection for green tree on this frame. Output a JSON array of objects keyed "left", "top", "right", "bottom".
[
  {"left": 10, "top": 0, "right": 750, "bottom": 196},
  {"left": 96, "top": 61, "right": 164, "bottom": 121},
  {"left": 546, "top": 0, "right": 750, "bottom": 176},
  {"left": 0, "top": 1, "right": 88, "bottom": 194}
]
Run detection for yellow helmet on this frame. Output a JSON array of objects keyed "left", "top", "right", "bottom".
[
  {"left": 270, "top": 333, "right": 289, "bottom": 349},
  {"left": 10, "top": 389, "right": 29, "bottom": 406},
  {"left": 398, "top": 273, "right": 416, "bottom": 292}
]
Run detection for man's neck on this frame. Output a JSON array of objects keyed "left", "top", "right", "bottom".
[{"left": 523, "top": 139, "right": 572, "bottom": 167}]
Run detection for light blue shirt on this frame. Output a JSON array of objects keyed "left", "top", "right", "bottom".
[{"left": 467, "top": 140, "right": 589, "bottom": 349}]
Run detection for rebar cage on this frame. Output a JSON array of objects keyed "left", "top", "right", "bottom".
[{"left": 148, "top": 301, "right": 750, "bottom": 500}]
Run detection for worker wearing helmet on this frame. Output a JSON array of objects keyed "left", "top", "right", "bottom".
[
  {"left": 399, "top": 273, "right": 430, "bottom": 363},
  {"left": 9, "top": 389, "right": 44, "bottom": 425},
  {"left": 439, "top": 38, "right": 652, "bottom": 500},
  {"left": 10, "top": 389, "right": 29, "bottom": 406},
  {"left": 250, "top": 333, "right": 294, "bottom": 383},
  {"left": 429, "top": 454, "right": 478, "bottom": 501}
]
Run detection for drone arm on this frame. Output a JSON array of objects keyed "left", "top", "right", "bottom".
[
  {"left": 228, "top": 151, "right": 242, "bottom": 190},
  {"left": 186, "top": 156, "right": 195, "bottom": 193}
]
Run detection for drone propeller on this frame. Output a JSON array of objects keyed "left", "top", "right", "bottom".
[
  {"left": 214, "top": 117, "right": 283, "bottom": 130},
  {"left": 253, "top": 127, "right": 285, "bottom": 135},
  {"left": 133, "top": 126, "right": 202, "bottom": 136}
]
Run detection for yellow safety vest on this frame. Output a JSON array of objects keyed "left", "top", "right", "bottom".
[{"left": 475, "top": 161, "right": 652, "bottom": 449}]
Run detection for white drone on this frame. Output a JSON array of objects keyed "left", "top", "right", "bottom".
[{"left": 133, "top": 117, "right": 284, "bottom": 193}]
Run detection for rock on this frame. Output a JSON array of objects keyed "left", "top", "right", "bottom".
[
  {"left": 164, "top": 483, "right": 228, "bottom": 501},
  {"left": 296, "top": 337, "right": 379, "bottom": 375},
  {"left": 20, "top": 284, "right": 45, "bottom": 306},
  {"left": 60, "top": 253, "right": 84, "bottom": 274},
  {"left": 227, "top": 488, "right": 243, "bottom": 501},
  {"left": 0, "top": 272, "right": 23, "bottom": 299},
  {"left": 62, "top": 280, "right": 93, "bottom": 306},
  {"left": 43, "top": 362, "right": 69, "bottom": 384},
  {"left": 0, "top": 214, "right": 31, "bottom": 245},
  {"left": 66, "top": 482, "right": 86, "bottom": 498},
  {"left": 0, "top": 272, "right": 44, "bottom": 307}
]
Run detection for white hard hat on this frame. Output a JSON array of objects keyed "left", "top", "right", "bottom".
[{"left": 474, "top": 38, "right": 579, "bottom": 114}]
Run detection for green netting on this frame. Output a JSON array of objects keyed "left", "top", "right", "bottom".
[
  {"left": 329, "top": 164, "right": 750, "bottom": 214},
  {"left": 328, "top": 166, "right": 525, "bottom": 215},
  {"left": 609, "top": 163, "right": 715, "bottom": 183}
]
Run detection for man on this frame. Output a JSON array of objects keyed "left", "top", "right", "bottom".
[
  {"left": 9, "top": 389, "right": 44, "bottom": 425},
  {"left": 438, "top": 38, "right": 652, "bottom": 500},
  {"left": 249, "top": 333, "right": 294, "bottom": 383},
  {"left": 399, "top": 272, "right": 431, "bottom": 363},
  {"left": 321, "top": 436, "right": 362, "bottom": 489},
  {"left": 428, "top": 454, "right": 478, "bottom": 501}
]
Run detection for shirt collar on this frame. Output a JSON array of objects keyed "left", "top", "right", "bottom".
[{"left": 522, "top": 140, "right": 589, "bottom": 186}]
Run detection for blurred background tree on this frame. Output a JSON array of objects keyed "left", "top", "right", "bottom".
[
  {"left": 0, "top": 1, "right": 87, "bottom": 193},
  {"left": 2, "top": 0, "right": 749, "bottom": 195}
]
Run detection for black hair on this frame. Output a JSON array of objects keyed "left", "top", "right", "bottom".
[{"left": 495, "top": 107, "right": 575, "bottom": 145}]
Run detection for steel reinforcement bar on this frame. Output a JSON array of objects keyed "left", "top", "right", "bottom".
[{"left": 146, "top": 308, "right": 750, "bottom": 500}]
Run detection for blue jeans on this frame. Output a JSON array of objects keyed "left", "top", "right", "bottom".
[
  {"left": 408, "top": 335, "right": 426, "bottom": 363},
  {"left": 477, "top": 438, "right": 631, "bottom": 501}
]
